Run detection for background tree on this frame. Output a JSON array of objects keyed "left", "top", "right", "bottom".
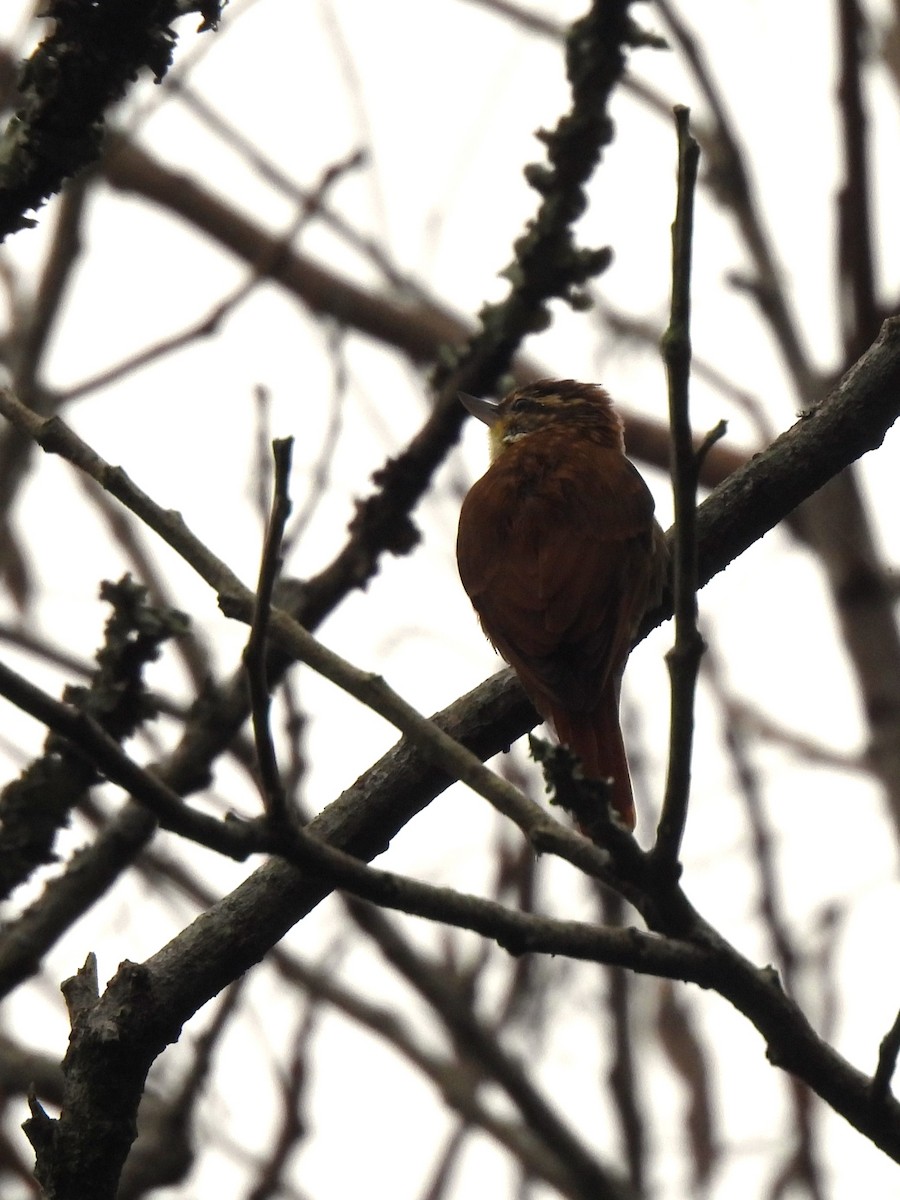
[{"left": 0, "top": 1, "right": 899, "bottom": 1198}]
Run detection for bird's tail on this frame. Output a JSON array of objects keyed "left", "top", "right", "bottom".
[{"left": 550, "top": 687, "right": 635, "bottom": 830}]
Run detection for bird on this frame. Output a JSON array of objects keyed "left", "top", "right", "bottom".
[{"left": 456, "top": 379, "right": 668, "bottom": 830}]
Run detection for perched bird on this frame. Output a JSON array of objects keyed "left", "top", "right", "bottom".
[{"left": 456, "top": 379, "right": 668, "bottom": 829}]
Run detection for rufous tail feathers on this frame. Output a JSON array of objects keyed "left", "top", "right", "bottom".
[{"left": 549, "top": 689, "right": 635, "bottom": 830}]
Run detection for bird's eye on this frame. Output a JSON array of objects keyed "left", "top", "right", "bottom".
[{"left": 510, "top": 395, "right": 538, "bottom": 413}]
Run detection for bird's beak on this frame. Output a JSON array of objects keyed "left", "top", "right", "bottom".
[{"left": 459, "top": 393, "right": 502, "bottom": 427}]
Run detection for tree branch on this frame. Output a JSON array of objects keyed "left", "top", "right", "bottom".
[
  {"left": 654, "top": 105, "right": 702, "bottom": 872},
  {"left": 244, "top": 438, "right": 294, "bottom": 825},
  {"left": 836, "top": 0, "right": 879, "bottom": 362},
  {"left": 0, "top": 0, "right": 221, "bottom": 239}
]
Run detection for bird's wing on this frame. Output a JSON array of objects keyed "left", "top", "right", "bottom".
[{"left": 457, "top": 446, "right": 661, "bottom": 712}]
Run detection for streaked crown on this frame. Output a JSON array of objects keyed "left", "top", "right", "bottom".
[{"left": 460, "top": 379, "right": 625, "bottom": 458}]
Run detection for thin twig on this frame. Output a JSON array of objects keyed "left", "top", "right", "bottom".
[
  {"left": 653, "top": 106, "right": 703, "bottom": 873},
  {"left": 0, "top": 657, "right": 258, "bottom": 860},
  {"left": 417, "top": 1126, "right": 469, "bottom": 1200},
  {"left": 13, "top": 176, "right": 89, "bottom": 389},
  {"left": 243, "top": 999, "right": 314, "bottom": 1200},
  {"left": 117, "top": 979, "right": 247, "bottom": 1198},
  {"left": 655, "top": 981, "right": 719, "bottom": 1190},
  {"left": 167, "top": 84, "right": 425, "bottom": 300},
  {"left": 58, "top": 148, "right": 365, "bottom": 405},
  {"left": 245, "top": 438, "right": 294, "bottom": 825},
  {"left": 596, "top": 886, "right": 648, "bottom": 1191},
  {"left": 284, "top": 327, "right": 348, "bottom": 550},
  {"left": 347, "top": 898, "right": 635, "bottom": 1200},
  {"left": 652, "top": 0, "right": 818, "bottom": 398},
  {"left": 702, "top": 650, "right": 797, "bottom": 988},
  {"left": 595, "top": 297, "right": 775, "bottom": 447},
  {"left": 0, "top": 623, "right": 95, "bottom": 681},
  {"left": 703, "top": 646, "right": 824, "bottom": 1192},
  {"left": 268, "top": 954, "right": 592, "bottom": 1200},
  {"left": 836, "top": 0, "right": 879, "bottom": 362},
  {"left": 459, "top": 0, "right": 566, "bottom": 36},
  {"left": 0, "top": 176, "right": 90, "bottom": 608},
  {"left": 732, "top": 701, "right": 865, "bottom": 772}
]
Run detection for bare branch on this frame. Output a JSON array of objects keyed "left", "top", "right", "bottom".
[
  {"left": 652, "top": 0, "right": 818, "bottom": 397},
  {"left": 836, "top": 0, "right": 879, "bottom": 361},
  {"left": 59, "top": 147, "right": 365, "bottom": 405},
  {"left": 0, "top": 0, "right": 222, "bottom": 239},
  {"left": 346, "top": 898, "right": 637, "bottom": 1200},
  {"left": 654, "top": 105, "right": 702, "bottom": 872},
  {"left": 244, "top": 438, "right": 294, "bottom": 826}
]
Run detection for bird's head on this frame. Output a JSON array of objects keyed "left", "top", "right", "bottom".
[{"left": 460, "top": 379, "right": 624, "bottom": 459}]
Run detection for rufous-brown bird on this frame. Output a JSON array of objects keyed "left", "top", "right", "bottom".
[{"left": 456, "top": 379, "right": 668, "bottom": 830}]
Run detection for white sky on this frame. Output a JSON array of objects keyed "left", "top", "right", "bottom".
[{"left": 2, "top": 2, "right": 900, "bottom": 1197}]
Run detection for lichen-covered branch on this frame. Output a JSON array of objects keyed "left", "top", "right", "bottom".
[{"left": 0, "top": 0, "right": 221, "bottom": 239}]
